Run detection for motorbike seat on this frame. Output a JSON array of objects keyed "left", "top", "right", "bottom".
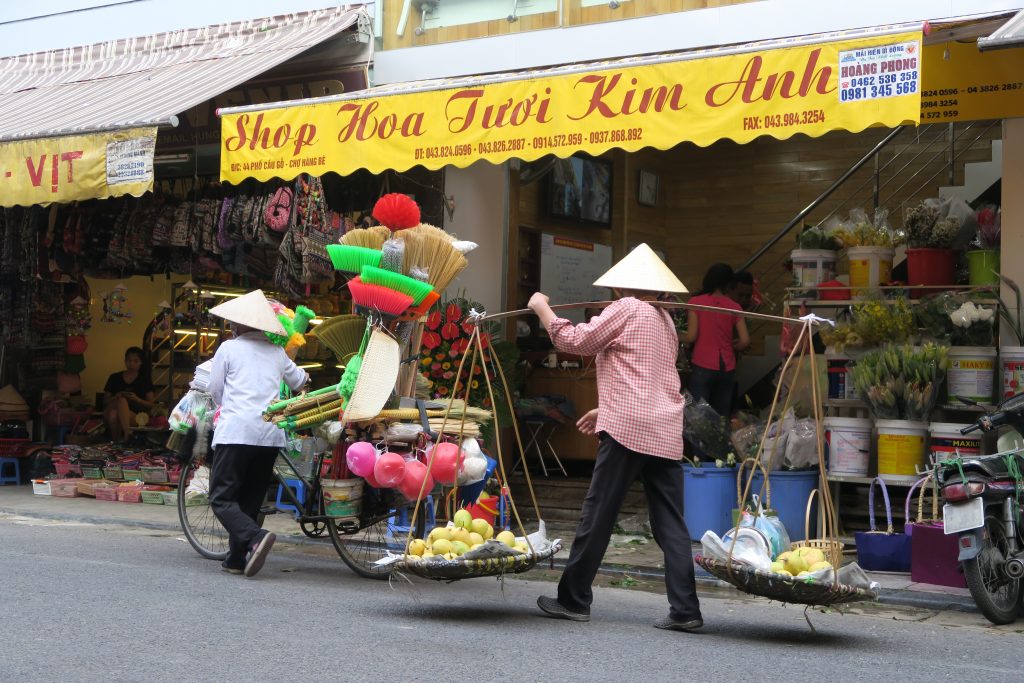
[{"left": 952, "top": 455, "right": 1016, "bottom": 480}]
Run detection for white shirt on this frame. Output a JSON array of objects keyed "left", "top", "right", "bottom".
[{"left": 208, "top": 332, "right": 308, "bottom": 448}]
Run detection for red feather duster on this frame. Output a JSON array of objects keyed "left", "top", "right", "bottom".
[{"left": 372, "top": 193, "right": 421, "bottom": 231}]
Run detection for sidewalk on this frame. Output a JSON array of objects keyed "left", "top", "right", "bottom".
[{"left": 0, "top": 484, "right": 977, "bottom": 613}]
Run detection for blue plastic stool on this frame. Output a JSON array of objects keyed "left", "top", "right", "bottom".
[
  {"left": 390, "top": 495, "right": 436, "bottom": 533},
  {"left": 0, "top": 457, "right": 20, "bottom": 485},
  {"left": 275, "top": 478, "right": 307, "bottom": 519}
]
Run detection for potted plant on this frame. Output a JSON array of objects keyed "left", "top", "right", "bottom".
[
  {"left": 828, "top": 207, "right": 899, "bottom": 296},
  {"left": 790, "top": 225, "right": 841, "bottom": 296},
  {"left": 966, "top": 205, "right": 1000, "bottom": 286},
  {"left": 903, "top": 199, "right": 960, "bottom": 295}
]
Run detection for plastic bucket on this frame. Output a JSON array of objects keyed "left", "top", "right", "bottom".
[
  {"left": 749, "top": 469, "right": 819, "bottom": 542},
  {"left": 1001, "top": 345, "right": 1024, "bottom": 399},
  {"left": 966, "top": 249, "right": 1000, "bottom": 286},
  {"left": 791, "top": 249, "right": 837, "bottom": 290},
  {"left": 683, "top": 465, "right": 736, "bottom": 537},
  {"left": 846, "top": 246, "right": 893, "bottom": 296},
  {"left": 825, "top": 353, "right": 856, "bottom": 400},
  {"left": 948, "top": 346, "right": 997, "bottom": 404},
  {"left": 905, "top": 248, "right": 956, "bottom": 297},
  {"left": 876, "top": 420, "right": 928, "bottom": 483},
  {"left": 929, "top": 422, "right": 982, "bottom": 463},
  {"left": 824, "top": 417, "right": 871, "bottom": 476}
]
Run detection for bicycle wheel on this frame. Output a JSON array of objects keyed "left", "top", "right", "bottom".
[
  {"left": 328, "top": 487, "right": 428, "bottom": 580},
  {"left": 177, "top": 449, "right": 229, "bottom": 561}
]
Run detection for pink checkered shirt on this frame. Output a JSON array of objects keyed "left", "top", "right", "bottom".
[{"left": 547, "top": 297, "right": 684, "bottom": 460}]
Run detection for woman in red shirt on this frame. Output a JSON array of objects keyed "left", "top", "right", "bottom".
[{"left": 683, "top": 263, "right": 750, "bottom": 422}]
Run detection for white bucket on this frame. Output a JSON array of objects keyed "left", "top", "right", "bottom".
[
  {"left": 929, "top": 422, "right": 982, "bottom": 463},
  {"left": 824, "top": 417, "right": 871, "bottom": 475},
  {"left": 876, "top": 419, "right": 928, "bottom": 483},
  {"left": 846, "top": 246, "right": 894, "bottom": 296},
  {"left": 1001, "top": 345, "right": 1024, "bottom": 400},
  {"left": 948, "top": 346, "right": 997, "bottom": 404},
  {"left": 791, "top": 249, "right": 837, "bottom": 288}
]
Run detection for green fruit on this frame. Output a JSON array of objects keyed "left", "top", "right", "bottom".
[
  {"left": 453, "top": 509, "right": 473, "bottom": 529},
  {"left": 451, "top": 540, "right": 470, "bottom": 556}
]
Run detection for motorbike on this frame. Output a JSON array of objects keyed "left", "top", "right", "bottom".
[{"left": 937, "top": 392, "right": 1024, "bottom": 625}]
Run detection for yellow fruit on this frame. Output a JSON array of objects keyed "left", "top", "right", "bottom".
[
  {"left": 451, "top": 540, "right": 470, "bottom": 556},
  {"left": 797, "top": 547, "right": 825, "bottom": 566},
  {"left": 770, "top": 561, "right": 785, "bottom": 573},
  {"left": 453, "top": 509, "right": 473, "bottom": 529},
  {"left": 482, "top": 523, "right": 494, "bottom": 540},
  {"left": 422, "top": 551, "right": 435, "bottom": 558},
  {"left": 776, "top": 569, "right": 793, "bottom": 578},
  {"left": 450, "top": 527, "right": 471, "bottom": 545},
  {"left": 429, "top": 527, "right": 451, "bottom": 542},
  {"left": 777, "top": 551, "right": 793, "bottom": 565},
  {"left": 470, "top": 543, "right": 483, "bottom": 550},
  {"left": 809, "top": 561, "right": 833, "bottom": 572},
  {"left": 443, "top": 553, "right": 456, "bottom": 561},
  {"left": 470, "top": 518, "right": 491, "bottom": 538},
  {"left": 432, "top": 539, "right": 452, "bottom": 555},
  {"left": 514, "top": 542, "right": 529, "bottom": 554},
  {"left": 496, "top": 530, "right": 516, "bottom": 548},
  {"left": 408, "top": 539, "right": 426, "bottom": 556},
  {"left": 784, "top": 554, "right": 808, "bottom": 575},
  {"left": 468, "top": 532, "right": 484, "bottom": 546}
]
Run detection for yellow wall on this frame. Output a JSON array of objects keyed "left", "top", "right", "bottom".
[{"left": 80, "top": 275, "right": 185, "bottom": 404}]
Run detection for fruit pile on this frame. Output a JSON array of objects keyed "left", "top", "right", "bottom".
[
  {"left": 770, "top": 547, "right": 833, "bottom": 579},
  {"left": 405, "top": 509, "right": 529, "bottom": 561}
]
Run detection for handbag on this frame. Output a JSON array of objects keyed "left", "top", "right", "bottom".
[
  {"left": 906, "top": 473, "right": 967, "bottom": 587},
  {"left": 263, "top": 186, "right": 294, "bottom": 232},
  {"left": 855, "top": 477, "right": 911, "bottom": 572}
]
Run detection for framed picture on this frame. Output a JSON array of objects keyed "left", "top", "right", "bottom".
[
  {"left": 638, "top": 169, "right": 659, "bottom": 207},
  {"left": 547, "top": 155, "right": 612, "bottom": 226}
]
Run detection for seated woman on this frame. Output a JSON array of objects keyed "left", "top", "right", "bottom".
[{"left": 103, "top": 346, "right": 155, "bottom": 442}]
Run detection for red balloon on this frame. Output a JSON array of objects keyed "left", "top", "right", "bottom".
[
  {"left": 362, "top": 468, "right": 382, "bottom": 489},
  {"left": 399, "top": 459, "right": 434, "bottom": 501},
  {"left": 429, "top": 442, "right": 462, "bottom": 486},
  {"left": 374, "top": 451, "right": 407, "bottom": 488}
]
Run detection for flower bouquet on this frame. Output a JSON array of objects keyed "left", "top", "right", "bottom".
[
  {"left": 903, "top": 200, "right": 959, "bottom": 249},
  {"left": 914, "top": 292, "right": 995, "bottom": 347},
  {"left": 850, "top": 343, "right": 949, "bottom": 421},
  {"left": 827, "top": 207, "right": 901, "bottom": 248},
  {"left": 818, "top": 295, "right": 915, "bottom": 353}
]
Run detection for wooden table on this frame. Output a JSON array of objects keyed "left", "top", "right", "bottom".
[{"left": 523, "top": 366, "right": 599, "bottom": 462}]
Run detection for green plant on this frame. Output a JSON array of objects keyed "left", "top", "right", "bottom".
[
  {"left": 797, "top": 225, "right": 841, "bottom": 250},
  {"left": 851, "top": 343, "right": 948, "bottom": 420},
  {"left": 997, "top": 274, "right": 1024, "bottom": 345}
]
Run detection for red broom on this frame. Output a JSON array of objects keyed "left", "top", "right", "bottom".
[{"left": 347, "top": 276, "right": 413, "bottom": 316}]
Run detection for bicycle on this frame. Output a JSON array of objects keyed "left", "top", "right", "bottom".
[{"left": 176, "top": 444, "right": 432, "bottom": 579}]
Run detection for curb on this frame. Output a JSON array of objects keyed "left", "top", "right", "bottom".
[{"left": 0, "top": 505, "right": 980, "bottom": 613}]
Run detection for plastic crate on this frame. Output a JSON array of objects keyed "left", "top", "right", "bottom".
[
  {"left": 32, "top": 480, "right": 52, "bottom": 496},
  {"left": 54, "top": 462, "right": 82, "bottom": 478},
  {"left": 103, "top": 466, "right": 124, "bottom": 481},
  {"left": 121, "top": 469, "right": 142, "bottom": 482},
  {"left": 117, "top": 485, "right": 143, "bottom": 503},
  {"left": 159, "top": 491, "right": 178, "bottom": 506},
  {"left": 0, "top": 439, "right": 29, "bottom": 457},
  {"left": 81, "top": 465, "right": 104, "bottom": 479},
  {"left": 50, "top": 479, "right": 81, "bottom": 497},
  {"left": 94, "top": 484, "right": 120, "bottom": 501},
  {"left": 140, "top": 465, "right": 169, "bottom": 483},
  {"left": 140, "top": 490, "right": 165, "bottom": 504}
]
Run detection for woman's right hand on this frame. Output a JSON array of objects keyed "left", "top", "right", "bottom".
[{"left": 576, "top": 408, "right": 599, "bottom": 436}]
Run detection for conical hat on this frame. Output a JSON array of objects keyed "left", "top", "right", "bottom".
[
  {"left": 593, "top": 243, "right": 687, "bottom": 293},
  {"left": 208, "top": 290, "right": 287, "bottom": 335},
  {"left": 0, "top": 384, "right": 28, "bottom": 409}
]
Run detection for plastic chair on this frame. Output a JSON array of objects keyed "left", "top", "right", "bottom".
[
  {"left": 390, "top": 495, "right": 436, "bottom": 534},
  {"left": 275, "top": 478, "right": 307, "bottom": 519},
  {"left": 0, "top": 457, "right": 20, "bottom": 485},
  {"left": 513, "top": 417, "right": 567, "bottom": 477}
]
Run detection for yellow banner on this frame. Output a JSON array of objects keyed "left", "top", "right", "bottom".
[
  {"left": 0, "top": 127, "right": 156, "bottom": 207},
  {"left": 920, "top": 42, "right": 1024, "bottom": 123},
  {"left": 221, "top": 32, "right": 921, "bottom": 182}
]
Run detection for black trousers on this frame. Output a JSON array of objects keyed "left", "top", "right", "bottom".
[
  {"left": 209, "top": 444, "right": 279, "bottom": 565},
  {"left": 558, "top": 435, "right": 702, "bottom": 621}
]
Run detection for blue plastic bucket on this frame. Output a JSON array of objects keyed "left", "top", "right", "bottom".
[
  {"left": 682, "top": 465, "right": 736, "bottom": 538},
  {"left": 750, "top": 469, "right": 819, "bottom": 542}
]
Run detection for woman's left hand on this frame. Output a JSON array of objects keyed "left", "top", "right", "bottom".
[{"left": 528, "top": 292, "right": 550, "bottom": 312}]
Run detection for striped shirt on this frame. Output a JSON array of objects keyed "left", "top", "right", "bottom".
[{"left": 547, "top": 297, "right": 684, "bottom": 460}]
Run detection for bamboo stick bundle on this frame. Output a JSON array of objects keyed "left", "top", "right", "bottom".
[
  {"left": 340, "top": 225, "right": 390, "bottom": 250},
  {"left": 272, "top": 398, "right": 344, "bottom": 425},
  {"left": 282, "top": 389, "right": 341, "bottom": 416}
]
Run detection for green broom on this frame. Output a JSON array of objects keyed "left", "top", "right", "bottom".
[
  {"left": 359, "top": 265, "right": 434, "bottom": 305},
  {"left": 326, "top": 244, "right": 382, "bottom": 274}
]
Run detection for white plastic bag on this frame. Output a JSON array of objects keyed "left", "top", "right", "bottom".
[
  {"left": 783, "top": 418, "right": 819, "bottom": 470},
  {"left": 761, "top": 410, "right": 794, "bottom": 470},
  {"left": 701, "top": 529, "right": 772, "bottom": 572}
]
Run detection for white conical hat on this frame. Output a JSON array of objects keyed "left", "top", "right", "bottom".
[
  {"left": 593, "top": 243, "right": 687, "bottom": 293},
  {"left": 208, "top": 290, "right": 287, "bottom": 335}
]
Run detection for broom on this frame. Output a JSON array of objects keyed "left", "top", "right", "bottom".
[
  {"left": 401, "top": 225, "right": 468, "bottom": 293},
  {"left": 340, "top": 225, "right": 391, "bottom": 250},
  {"left": 347, "top": 277, "right": 413, "bottom": 317},
  {"left": 360, "top": 265, "right": 434, "bottom": 305},
  {"left": 325, "top": 244, "right": 382, "bottom": 274},
  {"left": 311, "top": 314, "right": 366, "bottom": 361}
]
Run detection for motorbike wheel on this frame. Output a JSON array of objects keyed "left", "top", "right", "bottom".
[{"left": 963, "top": 514, "right": 1021, "bottom": 625}]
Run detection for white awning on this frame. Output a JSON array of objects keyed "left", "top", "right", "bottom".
[
  {"left": 0, "top": 5, "right": 368, "bottom": 142},
  {"left": 979, "top": 9, "right": 1024, "bottom": 51}
]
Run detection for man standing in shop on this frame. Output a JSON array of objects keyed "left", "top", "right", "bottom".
[
  {"left": 206, "top": 290, "right": 309, "bottom": 578},
  {"left": 528, "top": 244, "right": 703, "bottom": 632}
]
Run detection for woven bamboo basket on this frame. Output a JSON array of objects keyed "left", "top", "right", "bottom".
[
  {"left": 791, "top": 489, "right": 845, "bottom": 569},
  {"left": 396, "top": 541, "right": 561, "bottom": 581},
  {"left": 695, "top": 555, "right": 876, "bottom": 606}
]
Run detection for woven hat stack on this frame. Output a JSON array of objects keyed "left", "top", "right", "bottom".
[
  {"left": 0, "top": 385, "right": 30, "bottom": 421},
  {"left": 593, "top": 243, "right": 687, "bottom": 294}
]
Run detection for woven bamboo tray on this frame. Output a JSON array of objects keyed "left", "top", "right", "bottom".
[
  {"left": 395, "top": 542, "right": 561, "bottom": 581},
  {"left": 695, "top": 555, "right": 877, "bottom": 606}
]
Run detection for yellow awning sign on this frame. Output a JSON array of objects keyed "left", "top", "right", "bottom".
[
  {"left": 0, "top": 127, "right": 156, "bottom": 207},
  {"left": 221, "top": 32, "right": 921, "bottom": 182},
  {"left": 920, "top": 41, "right": 1024, "bottom": 122}
]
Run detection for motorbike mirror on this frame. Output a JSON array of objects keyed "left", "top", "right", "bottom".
[{"left": 954, "top": 395, "right": 980, "bottom": 407}]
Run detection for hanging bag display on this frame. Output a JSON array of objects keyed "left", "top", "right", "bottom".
[
  {"left": 906, "top": 473, "right": 967, "bottom": 587},
  {"left": 855, "top": 477, "right": 911, "bottom": 572},
  {"left": 263, "top": 185, "right": 294, "bottom": 233}
]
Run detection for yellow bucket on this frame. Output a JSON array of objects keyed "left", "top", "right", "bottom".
[{"left": 876, "top": 419, "right": 927, "bottom": 483}]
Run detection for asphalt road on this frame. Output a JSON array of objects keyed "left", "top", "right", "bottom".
[{"left": 2, "top": 514, "right": 1022, "bottom": 682}]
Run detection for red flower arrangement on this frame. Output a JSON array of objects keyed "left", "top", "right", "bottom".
[{"left": 420, "top": 298, "right": 495, "bottom": 408}]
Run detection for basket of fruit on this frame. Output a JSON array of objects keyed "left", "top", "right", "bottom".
[
  {"left": 695, "top": 553, "right": 876, "bottom": 606},
  {"left": 393, "top": 511, "right": 561, "bottom": 581}
]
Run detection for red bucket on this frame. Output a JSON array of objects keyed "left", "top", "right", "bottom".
[{"left": 905, "top": 248, "right": 956, "bottom": 297}]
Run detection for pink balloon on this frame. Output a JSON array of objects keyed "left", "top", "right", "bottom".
[
  {"left": 374, "top": 451, "right": 407, "bottom": 488},
  {"left": 346, "top": 441, "right": 377, "bottom": 478},
  {"left": 399, "top": 459, "right": 434, "bottom": 501},
  {"left": 429, "top": 442, "right": 461, "bottom": 486}
]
